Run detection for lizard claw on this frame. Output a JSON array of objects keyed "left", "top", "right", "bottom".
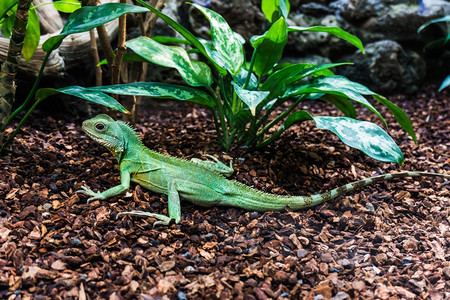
[
  {"left": 116, "top": 210, "right": 172, "bottom": 226},
  {"left": 77, "top": 185, "right": 105, "bottom": 203}
]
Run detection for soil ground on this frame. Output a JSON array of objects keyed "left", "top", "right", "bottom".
[{"left": 0, "top": 85, "right": 449, "bottom": 299}]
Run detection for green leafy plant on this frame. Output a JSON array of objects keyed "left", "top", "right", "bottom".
[
  {"left": 418, "top": 15, "right": 450, "bottom": 91},
  {"left": 0, "top": 3, "right": 150, "bottom": 152},
  {"left": 0, "top": 0, "right": 81, "bottom": 62},
  {"left": 49, "top": 0, "right": 416, "bottom": 164}
]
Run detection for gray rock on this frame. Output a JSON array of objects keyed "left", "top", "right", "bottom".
[
  {"left": 189, "top": 0, "right": 265, "bottom": 40},
  {"left": 337, "top": 40, "right": 426, "bottom": 94}
]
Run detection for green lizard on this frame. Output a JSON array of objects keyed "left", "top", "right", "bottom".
[{"left": 77, "top": 114, "right": 449, "bottom": 226}]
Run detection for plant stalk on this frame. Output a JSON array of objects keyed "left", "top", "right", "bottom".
[
  {"left": 111, "top": 0, "right": 127, "bottom": 85},
  {"left": 242, "top": 49, "right": 257, "bottom": 89},
  {"left": 256, "top": 96, "right": 305, "bottom": 138},
  {"left": 6, "top": 50, "right": 51, "bottom": 127},
  {"left": 0, "top": 0, "right": 33, "bottom": 145},
  {"left": 207, "top": 86, "right": 229, "bottom": 147},
  {"left": 89, "top": 29, "right": 103, "bottom": 86}
]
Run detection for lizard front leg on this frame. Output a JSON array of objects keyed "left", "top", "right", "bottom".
[
  {"left": 78, "top": 170, "right": 131, "bottom": 203},
  {"left": 117, "top": 178, "right": 182, "bottom": 226},
  {"left": 117, "top": 179, "right": 222, "bottom": 226}
]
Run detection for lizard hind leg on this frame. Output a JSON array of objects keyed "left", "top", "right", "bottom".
[{"left": 117, "top": 179, "right": 223, "bottom": 226}]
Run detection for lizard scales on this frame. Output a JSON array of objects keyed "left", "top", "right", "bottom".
[{"left": 78, "top": 114, "right": 449, "bottom": 225}]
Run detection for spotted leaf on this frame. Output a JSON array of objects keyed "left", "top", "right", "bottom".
[
  {"left": 36, "top": 87, "right": 129, "bottom": 113},
  {"left": 191, "top": 3, "right": 244, "bottom": 76},
  {"left": 86, "top": 82, "right": 216, "bottom": 108},
  {"left": 281, "top": 112, "right": 404, "bottom": 163},
  {"left": 126, "top": 37, "right": 213, "bottom": 87},
  {"left": 232, "top": 82, "right": 270, "bottom": 116},
  {"left": 42, "top": 3, "right": 149, "bottom": 52}
]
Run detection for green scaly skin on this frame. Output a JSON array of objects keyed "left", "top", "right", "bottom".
[{"left": 78, "top": 114, "right": 450, "bottom": 226}]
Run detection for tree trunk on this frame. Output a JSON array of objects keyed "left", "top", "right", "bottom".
[{"left": 0, "top": 0, "right": 32, "bottom": 143}]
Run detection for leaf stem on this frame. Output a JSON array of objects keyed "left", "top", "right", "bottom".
[
  {"left": 207, "top": 86, "right": 229, "bottom": 146},
  {"left": 242, "top": 49, "right": 257, "bottom": 89},
  {"left": 6, "top": 49, "right": 51, "bottom": 128},
  {"left": 256, "top": 95, "right": 305, "bottom": 138}
]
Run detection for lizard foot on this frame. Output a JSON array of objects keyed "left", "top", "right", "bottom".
[
  {"left": 77, "top": 186, "right": 105, "bottom": 203},
  {"left": 116, "top": 210, "right": 172, "bottom": 226}
]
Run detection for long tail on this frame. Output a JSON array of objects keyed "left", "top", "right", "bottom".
[{"left": 226, "top": 171, "right": 449, "bottom": 211}]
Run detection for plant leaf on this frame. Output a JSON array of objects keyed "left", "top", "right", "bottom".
[
  {"left": 22, "top": 4, "right": 40, "bottom": 62},
  {"left": 86, "top": 82, "right": 216, "bottom": 108},
  {"left": 250, "top": 17, "right": 288, "bottom": 77},
  {"left": 152, "top": 36, "right": 191, "bottom": 45},
  {"left": 281, "top": 112, "right": 404, "bottom": 163},
  {"left": 313, "top": 116, "right": 404, "bottom": 163},
  {"left": 319, "top": 94, "right": 357, "bottom": 118},
  {"left": 191, "top": 3, "right": 244, "bottom": 76},
  {"left": 261, "top": 0, "right": 290, "bottom": 23},
  {"left": 284, "top": 75, "right": 386, "bottom": 125},
  {"left": 126, "top": 37, "right": 213, "bottom": 87},
  {"left": 262, "top": 62, "right": 352, "bottom": 100},
  {"left": 0, "top": 12, "right": 14, "bottom": 37},
  {"left": 98, "top": 53, "right": 145, "bottom": 66},
  {"left": 0, "top": 0, "right": 17, "bottom": 20},
  {"left": 135, "top": 0, "right": 226, "bottom": 75},
  {"left": 232, "top": 82, "right": 270, "bottom": 115},
  {"left": 42, "top": 3, "right": 149, "bottom": 52},
  {"left": 439, "top": 75, "right": 450, "bottom": 91},
  {"left": 235, "top": 67, "right": 258, "bottom": 90},
  {"left": 288, "top": 26, "right": 364, "bottom": 53},
  {"left": 36, "top": 87, "right": 129, "bottom": 113},
  {"left": 372, "top": 95, "right": 416, "bottom": 144},
  {"left": 197, "top": 38, "right": 228, "bottom": 71},
  {"left": 418, "top": 15, "right": 450, "bottom": 33},
  {"left": 0, "top": 0, "right": 17, "bottom": 37},
  {"left": 52, "top": 0, "right": 81, "bottom": 13}
]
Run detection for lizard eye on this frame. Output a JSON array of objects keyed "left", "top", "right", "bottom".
[{"left": 95, "top": 123, "right": 105, "bottom": 131}]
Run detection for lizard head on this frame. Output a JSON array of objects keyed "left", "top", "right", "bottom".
[{"left": 82, "top": 114, "right": 126, "bottom": 156}]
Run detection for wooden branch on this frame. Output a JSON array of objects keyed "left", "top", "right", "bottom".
[
  {"left": 111, "top": 0, "right": 127, "bottom": 85},
  {"left": 89, "top": 29, "right": 103, "bottom": 86},
  {"left": 144, "top": 0, "right": 166, "bottom": 36},
  {"left": 0, "top": 0, "right": 32, "bottom": 138}
]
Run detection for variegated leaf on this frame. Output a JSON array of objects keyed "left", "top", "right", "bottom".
[
  {"left": 192, "top": 4, "right": 244, "bottom": 76},
  {"left": 126, "top": 37, "right": 213, "bottom": 87},
  {"left": 279, "top": 112, "right": 404, "bottom": 163},
  {"left": 250, "top": 17, "right": 288, "bottom": 77},
  {"left": 43, "top": 3, "right": 149, "bottom": 52},
  {"left": 312, "top": 116, "right": 404, "bottom": 163},
  {"left": 232, "top": 82, "right": 270, "bottom": 116},
  {"left": 36, "top": 87, "right": 129, "bottom": 113},
  {"left": 86, "top": 82, "right": 216, "bottom": 108}
]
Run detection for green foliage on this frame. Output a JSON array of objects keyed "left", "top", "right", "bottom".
[
  {"left": 250, "top": 17, "right": 288, "bottom": 77},
  {"left": 1, "top": 3, "right": 144, "bottom": 151},
  {"left": 43, "top": 3, "right": 148, "bottom": 52},
  {"left": 0, "top": 0, "right": 82, "bottom": 61},
  {"left": 261, "top": 0, "right": 290, "bottom": 23},
  {"left": 126, "top": 37, "right": 213, "bottom": 87},
  {"left": 51, "top": 0, "right": 81, "bottom": 13},
  {"left": 0, "top": 0, "right": 40, "bottom": 62},
  {"left": 418, "top": 15, "right": 450, "bottom": 91},
  {"left": 58, "top": 1, "right": 417, "bottom": 163}
]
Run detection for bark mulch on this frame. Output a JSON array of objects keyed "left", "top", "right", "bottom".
[{"left": 0, "top": 86, "right": 449, "bottom": 299}]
